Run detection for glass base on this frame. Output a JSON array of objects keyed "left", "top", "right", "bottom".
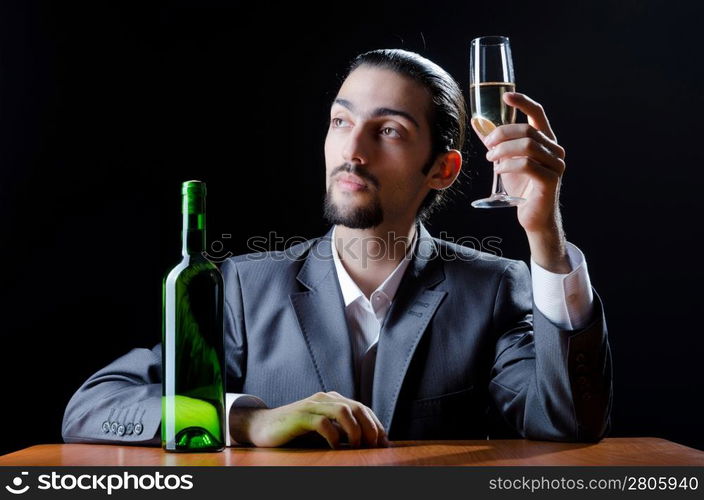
[{"left": 471, "top": 193, "right": 526, "bottom": 209}]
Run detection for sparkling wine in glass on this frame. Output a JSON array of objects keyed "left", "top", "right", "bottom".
[{"left": 469, "top": 36, "right": 526, "bottom": 208}]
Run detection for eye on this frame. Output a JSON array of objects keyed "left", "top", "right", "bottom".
[
  {"left": 380, "top": 127, "right": 401, "bottom": 138},
  {"left": 331, "top": 117, "right": 349, "bottom": 128}
]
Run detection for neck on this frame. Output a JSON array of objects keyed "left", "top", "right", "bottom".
[
  {"left": 334, "top": 217, "right": 417, "bottom": 298},
  {"left": 182, "top": 212, "right": 205, "bottom": 257}
]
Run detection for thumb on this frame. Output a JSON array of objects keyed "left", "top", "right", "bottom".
[{"left": 470, "top": 116, "right": 497, "bottom": 144}]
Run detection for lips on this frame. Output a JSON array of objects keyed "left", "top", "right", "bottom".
[{"left": 337, "top": 173, "right": 368, "bottom": 191}]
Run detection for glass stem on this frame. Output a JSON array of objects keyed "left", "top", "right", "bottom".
[{"left": 493, "top": 162, "right": 509, "bottom": 197}]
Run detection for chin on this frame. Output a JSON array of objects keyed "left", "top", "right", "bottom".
[
  {"left": 323, "top": 185, "right": 384, "bottom": 228},
  {"left": 333, "top": 190, "right": 368, "bottom": 206}
]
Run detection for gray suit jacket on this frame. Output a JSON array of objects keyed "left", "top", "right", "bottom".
[{"left": 62, "top": 223, "right": 612, "bottom": 445}]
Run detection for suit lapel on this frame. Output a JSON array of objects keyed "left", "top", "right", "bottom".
[
  {"left": 372, "top": 223, "right": 447, "bottom": 432},
  {"left": 289, "top": 228, "right": 356, "bottom": 398}
]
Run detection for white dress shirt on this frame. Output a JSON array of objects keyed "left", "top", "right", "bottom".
[
  {"left": 331, "top": 226, "right": 417, "bottom": 406},
  {"left": 225, "top": 226, "right": 595, "bottom": 445}
]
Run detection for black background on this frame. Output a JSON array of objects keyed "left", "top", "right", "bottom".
[{"left": 1, "top": 0, "right": 702, "bottom": 456}]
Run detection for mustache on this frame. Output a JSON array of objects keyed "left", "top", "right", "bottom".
[{"left": 330, "top": 163, "right": 380, "bottom": 189}]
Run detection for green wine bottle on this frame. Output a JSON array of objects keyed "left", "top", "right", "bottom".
[{"left": 162, "top": 180, "right": 225, "bottom": 452}]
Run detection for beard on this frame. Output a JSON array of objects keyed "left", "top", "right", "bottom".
[
  {"left": 323, "top": 163, "right": 383, "bottom": 229},
  {"left": 323, "top": 187, "right": 384, "bottom": 229}
]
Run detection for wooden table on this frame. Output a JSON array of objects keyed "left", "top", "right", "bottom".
[{"left": 1, "top": 438, "right": 703, "bottom": 466}]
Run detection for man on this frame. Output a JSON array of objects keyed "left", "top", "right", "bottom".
[{"left": 62, "top": 49, "right": 611, "bottom": 449}]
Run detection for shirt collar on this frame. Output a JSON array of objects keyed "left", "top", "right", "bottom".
[{"left": 331, "top": 224, "right": 418, "bottom": 308}]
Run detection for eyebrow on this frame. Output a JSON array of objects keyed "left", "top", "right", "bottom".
[{"left": 333, "top": 98, "right": 420, "bottom": 130}]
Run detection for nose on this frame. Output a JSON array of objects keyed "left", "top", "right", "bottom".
[{"left": 342, "top": 127, "right": 369, "bottom": 165}]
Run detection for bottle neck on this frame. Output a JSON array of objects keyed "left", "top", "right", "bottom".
[{"left": 182, "top": 212, "right": 206, "bottom": 256}]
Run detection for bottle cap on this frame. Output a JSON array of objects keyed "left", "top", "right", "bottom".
[
  {"left": 182, "top": 180, "right": 206, "bottom": 214},
  {"left": 182, "top": 180, "right": 207, "bottom": 196}
]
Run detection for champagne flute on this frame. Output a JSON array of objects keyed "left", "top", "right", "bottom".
[{"left": 469, "top": 36, "right": 526, "bottom": 208}]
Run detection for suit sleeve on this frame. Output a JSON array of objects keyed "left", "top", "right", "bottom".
[
  {"left": 221, "top": 258, "right": 271, "bottom": 445},
  {"left": 488, "top": 260, "right": 612, "bottom": 442},
  {"left": 61, "top": 344, "right": 162, "bottom": 445}
]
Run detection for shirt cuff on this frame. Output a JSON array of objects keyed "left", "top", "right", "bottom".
[
  {"left": 225, "top": 393, "right": 268, "bottom": 446},
  {"left": 530, "top": 241, "right": 595, "bottom": 330}
]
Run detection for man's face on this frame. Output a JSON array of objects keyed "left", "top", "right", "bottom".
[{"left": 323, "top": 65, "right": 435, "bottom": 229}]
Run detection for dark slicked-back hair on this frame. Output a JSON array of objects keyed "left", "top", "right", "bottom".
[{"left": 345, "top": 49, "right": 467, "bottom": 221}]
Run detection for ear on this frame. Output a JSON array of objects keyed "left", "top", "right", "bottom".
[{"left": 426, "top": 150, "right": 462, "bottom": 190}]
